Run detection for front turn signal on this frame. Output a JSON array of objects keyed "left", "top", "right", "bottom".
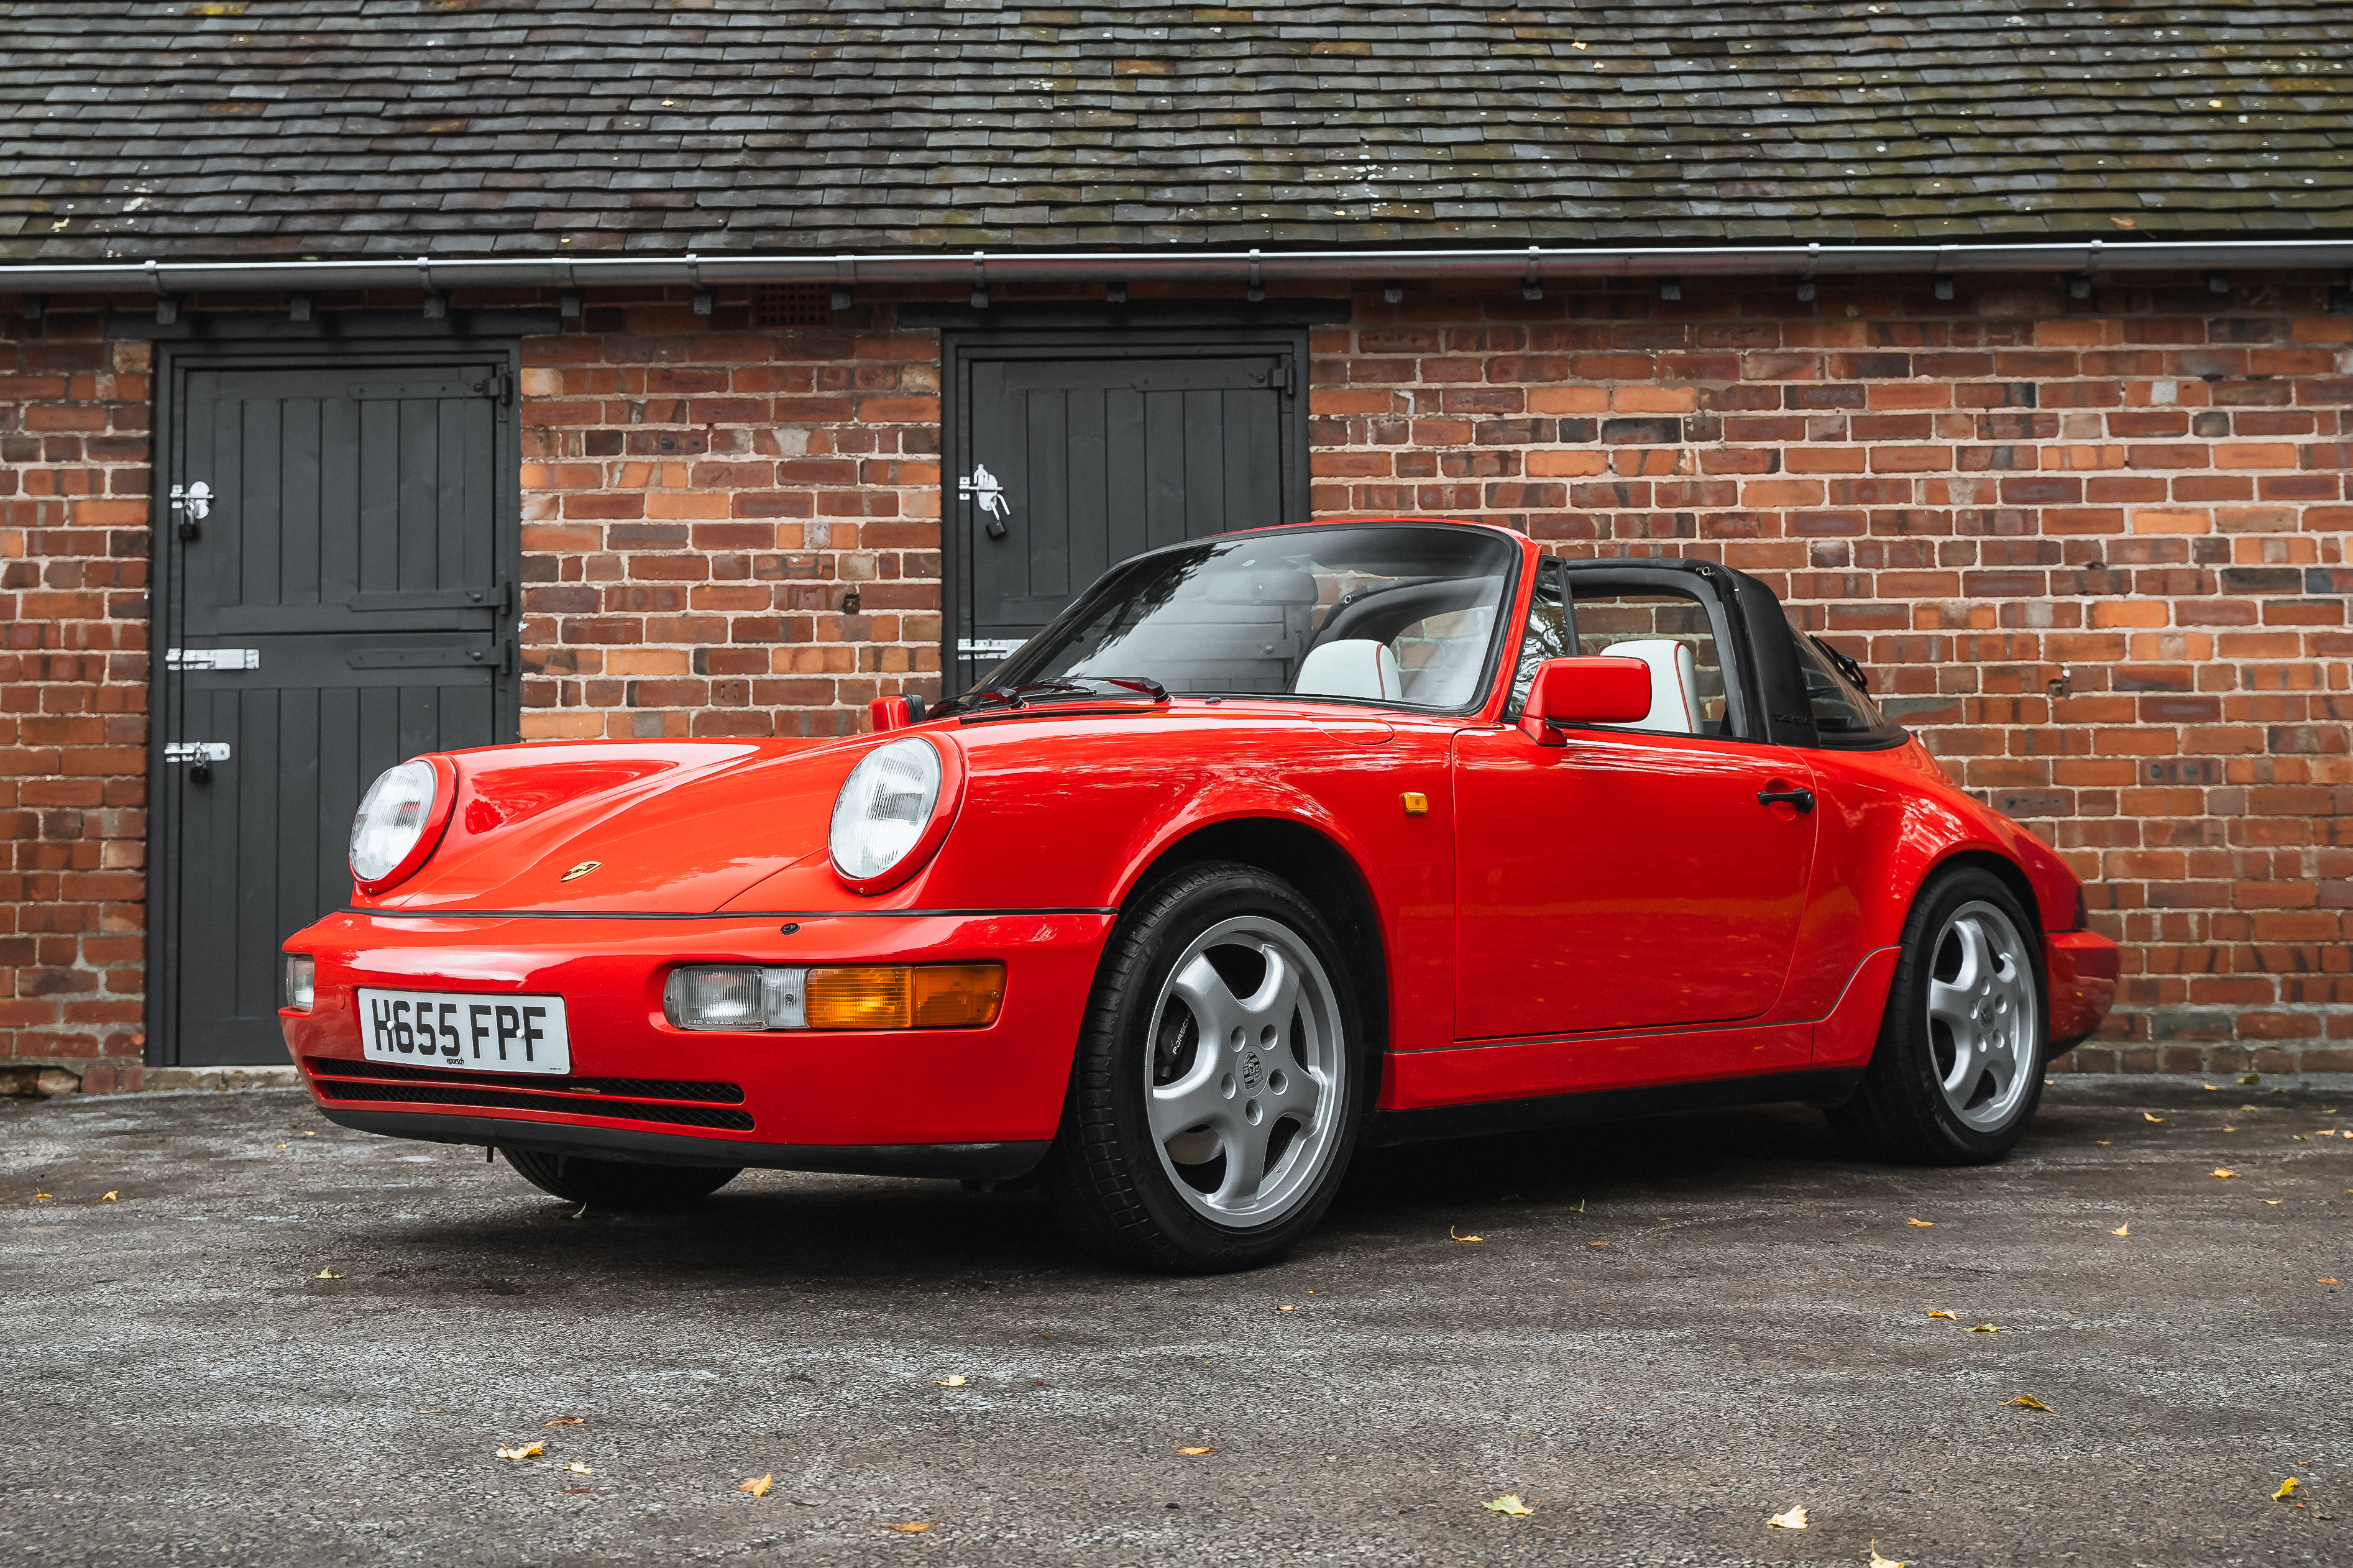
[{"left": 804, "top": 964, "right": 1004, "bottom": 1030}]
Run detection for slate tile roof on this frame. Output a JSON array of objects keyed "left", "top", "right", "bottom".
[{"left": 5, "top": 0, "right": 2351, "bottom": 262}]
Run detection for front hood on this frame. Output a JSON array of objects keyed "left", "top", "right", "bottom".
[{"left": 365, "top": 740, "right": 866, "bottom": 914}]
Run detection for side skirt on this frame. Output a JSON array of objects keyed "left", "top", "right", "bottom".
[
  {"left": 1360, "top": 1067, "right": 1865, "bottom": 1149},
  {"left": 319, "top": 1108, "right": 1052, "bottom": 1181}
]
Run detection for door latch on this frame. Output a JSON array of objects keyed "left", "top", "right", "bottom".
[
  {"left": 165, "top": 741, "right": 230, "bottom": 782},
  {"left": 164, "top": 648, "right": 259, "bottom": 672},
  {"left": 168, "top": 480, "right": 211, "bottom": 541},
  {"left": 958, "top": 464, "right": 1012, "bottom": 539}
]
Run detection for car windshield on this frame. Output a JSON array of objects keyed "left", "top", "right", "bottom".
[{"left": 965, "top": 524, "right": 1520, "bottom": 710}]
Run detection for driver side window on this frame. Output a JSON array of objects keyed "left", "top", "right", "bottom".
[{"left": 1568, "top": 581, "right": 1733, "bottom": 737}]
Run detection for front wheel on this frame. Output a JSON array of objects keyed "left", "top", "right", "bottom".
[
  {"left": 1829, "top": 866, "right": 2048, "bottom": 1165},
  {"left": 1042, "top": 862, "right": 1367, "bottom": 1273},
  {"left": 502, "top": 1147, "right": 741, "bottom": 1208}
]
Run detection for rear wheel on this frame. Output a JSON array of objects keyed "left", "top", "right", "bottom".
[
  {"left": 1829, "top": 866, "right": 2047, "bottom": 1165},
  {"left": 502, "top": 1147, "right": 740, "bottom": 1208},
  {"left": 1043, "top": 862, "right": 1365, "bottom": 1273}
]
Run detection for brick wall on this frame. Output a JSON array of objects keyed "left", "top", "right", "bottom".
[
  {"left": 0, "top": 317, "right": 151, "bottom": 1093},
  {"left": 517, "top": 295, "right": 942, "bottom": 741},
  {"left": 1308, "top": 273, "right": 2352, "bottom": 1077}
]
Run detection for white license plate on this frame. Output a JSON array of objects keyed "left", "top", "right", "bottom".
[{"left": 357, "top": 988, "right": 572, "bottom": 1076}]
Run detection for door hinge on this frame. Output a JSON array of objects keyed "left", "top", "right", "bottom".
[
  {"left": 1274, "top": 359, "right": 1295, "bottom": 395},
  {"left": 164, "top": 647, "right": 259, "bottom": 672},
  {"left": 470, "top": 370, "right": 511, "bottom": 405},
  {"left": 164, "top": 741, "right": 231, "bottom": 763}
]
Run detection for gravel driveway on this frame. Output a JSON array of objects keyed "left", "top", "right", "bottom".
[{"left": 1, "top": 1079, "right": 2345, "bottom": 1566}]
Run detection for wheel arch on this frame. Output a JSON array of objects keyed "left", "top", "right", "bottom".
[{"left": 1117, "top": 816, "right": 1392, "bottom": 1097}]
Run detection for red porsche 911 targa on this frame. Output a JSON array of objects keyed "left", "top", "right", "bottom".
[{"left": 282, "top": 518, "right": 2118, "bottom": 1272}]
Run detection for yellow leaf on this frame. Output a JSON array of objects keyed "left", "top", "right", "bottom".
[
  {"left": 1277, "top": 1304, "right": 1298, "bottom": 1313},
  {"left": 2262, "top": 1199, "right": 2283, "bottom": 1206},
  {"left": 32, "top": 1194, "right": 50, "bottom": 1201},
  {"left": 2320, "top": 1278, "right": 2339, "bottom": 1285},
  {"left": 495, "top": 1443, "right": 544, "bottom": 1462},
  {"left": 1907, "top": 1218, "right": 1935, "bottom": 1227},
  {"left": 303, "top": 1130, "right": 317, "bottom": 1137},
  {"left": 2095, "top": 1140, "right": 2111, "bottom": 1146},
  {"left": 1485, "top": 1495, "right": 1535, "bottom": 1516},
  {"left": 2203, "top": 1083, "right": 2218, "bottom": 1091},
  {"left": 2004, "top": 1394, "right": 2052, "bottom": 1411},
  {"left": 1449, "top": 1227, "right": 1484, "bottom": 1242},
  {"left": 1766, "top": 1504, "right": 1809, "bottom": 1529},
  {"left": 2111, "top": 1224, "right": 2130, "bottom": 1237},
  {"left": 1177, "top": 1446, "right": 1214, "bottom": 1457},
  {"left": 739, "top": 1475, "right": 773, "bottom": 1497},
  {"left": 1871, "top": 1543, "right": 1908, "bottom": 1567},
  {"left": 2274, "top": 1478, "right": 2299, "bottom": 1501},
  {"left": 544, "top": 1417, "right": 585, "bottom": 1427},
  {"left": 1588, "top": 1240, "right": 1610, "bottom": 1247},
  {"left": 931, "top": 1375, "right": 966, "bottom": 1387},
  {"left": 1968, "top": 1324, "right": 2002, "bottom": 1334},
  {"left": 1927, "top": 1310, "right": 1955, "bottom": 1319},
  {"left": 563, "top": 1462, "right": 594, "bottom": 1475},
  {"left": 2144, "top": 1112, "right": 2165, "bottom": 1123},
  {"left": 101, "top": 1191, "right": 118, "bottom": 1202},
  {"left": 2211, "top": 1168, "right": 2237, "bottom": 1179},
  {"left": 885, "top": 1521, "right": 932, "bottom": 1533},
  {"left": 315, "top": 1268, "right": 343, "bottom": 1280},
  {"left": 2239, "top": 1075, "right": 2260, "bottom": 1085}
]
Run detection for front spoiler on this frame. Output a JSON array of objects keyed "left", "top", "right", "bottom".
[{"left": 321, "top": 1107, "right": 1051, "bottom": 1181}]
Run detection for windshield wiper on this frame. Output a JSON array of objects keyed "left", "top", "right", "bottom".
[{"left": 943, "top": 676, "right": 1169, "bottom": 715}]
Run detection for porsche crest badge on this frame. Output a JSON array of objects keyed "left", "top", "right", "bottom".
[{"left": 559, "top": 861, "right": 602, "bottom": 882}]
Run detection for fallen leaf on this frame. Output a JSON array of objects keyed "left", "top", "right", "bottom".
[
  {"left": 2275, "top": 1478, "right": 2300, "bottom": 1502},
  {"left": 1177, "top": 1446, "right": 1214, "bottom": 1457},
  {"left": 1907, "top": 1218, "right": 1935, "bottom": 1227},
  {"left": 931, "top": 1375, "right": 967, "bottom": 1387},
  {"left": 2240, "top": 1075, "right": 2260, "bottom": 1086},
  {"left": 2243, "top": 1104, "right": 2261, "bottom": 1112},
  {"left": 739, "top": 1475, "right": 773, "bottom": 1497},
  {"left": 562, "top": 1487, "right": 597, "bottom": 1495},
  {"left": 419, "top": 1409, "right": 444, "bottom": 1415},
  {"left": 544, "top": 1417, "right": 585, "bottom": 1427},
  {"left": 315, "top": 1267, "right": 344, "bottom": 1280},
  {"left": 1588, "top": 1240, "right": 1610, "bottom": 1248},
  {"left": 563, "top": 1462, "right": 594, "bottom": 1475},
  {"left": 1767, "top": 1504, "right": 1809, "bottom": 1530},
  {"left": 2144, "top": 1112, "right": 2165, "bottom": 1124},
  {"left": 1449, "top": 1227, "right": 1484, "bottom": 1243},
  {"left": 1571, "top": 39, "right": 1587, "bottom": 48},
  {"left": 1277, "top": 1304, "right": 1298, "bottom": 1313},
  {"left": 1485, "top": 1495, "right": 1536, "bottom": 1517},
  {"left": 2111, "top": 1224, "right": 2131, "bottom": 1237},
  {"left": 2203, "top": 1083, "right": 2218, "bottom": 1091},
  {"left": 2225, "top": 1126, "right": 2237, "bottom": 1132},
  {"left": 496, "top": 1443, "right": 544, "bottom": 1462},
  {"left": 885, "top": 1521, "right": 932, "bottom": 1533},
  {"left": 32, "top": 1194, "right": 50, "bottom": 1201},
  {"left": 100, "top": 1191, "right": 118, "bottom": 1203},
  {"left": 2096, "top": 1140, "right": 2112, "bottom": 1146},
  {"left": 566, "top": 1203, "right": 587, "bottom": 1220},
  {"left": 276, "top": 1144, "right": 288, "bottom": 1150},
  {"left": 1927, "top": 1310, "right": 1955, "bottom": 1319},
  {"left": 2109, "top": 216, "right": 2137, "bottom": 229},
  {"left": 2211, "top": 1168, "right": 2237, "bottom": 1179},
  {"left": 1871, "top": 1542, "right": 1909, "bottom": 1567},
  {"left": 2263, "top": 1198, "right": 2285, "bottom": 1206},
  {"left": 1968, "top": 1324, "right": 2003, "bottom": 1334},
  {"left": 2004, "top": 1394, "right": 2052, "bottom": 1411},
  {"left": 303, "top": 1130, "right": 317, "bottom": 1137},
  {"left": 2321, "top": 1278, "right": 2339, "bottom": 1286}
]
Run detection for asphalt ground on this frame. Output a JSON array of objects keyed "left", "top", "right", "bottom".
[{"left": 1, "top": 1079, "right": 2346, "bottom": 1567}]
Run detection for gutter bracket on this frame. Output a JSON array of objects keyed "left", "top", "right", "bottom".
[
  {"left": 1796, "top": 242, "right": 1819, "bottom": 305},
  {"left": 1522, "top": 247, "right": 1543, "bottom": 301},
  {"left": 2071, "top": 239, "right": 2101, "bottom": 300},
  {"left": 1247, "top": 249, "right": 1264, "bottom": 302},
  {"left": 147, "top": 259, "right": 177, "bottom": 325},
  {"left": 688, "top": 252, "right": 711, "bottom": 316},
  {"left": 971, "top": 250, "right": 989, "bottom": 310},
  {"left": 418, "top": 255, "right": 444, "bottom": 319}
]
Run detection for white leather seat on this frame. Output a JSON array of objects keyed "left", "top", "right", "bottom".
[
  {"left": 1600, "top": 639, "right": 1701, "bottom": 732},
  {"left": 1294, "top": 639, "right": 1403, "bottom": 700}
]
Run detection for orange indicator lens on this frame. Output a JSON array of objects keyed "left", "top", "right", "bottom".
[{"left": 802, "top": 963, "right": 1004, "bottom": 1030}]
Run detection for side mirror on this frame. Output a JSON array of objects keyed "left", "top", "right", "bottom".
[{"left": 1519, "top": 656, "right": 1651, "bottom": 745}]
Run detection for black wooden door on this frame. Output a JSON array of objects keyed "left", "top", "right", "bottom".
[
  {"left": 945, "top": 334, "right": 1307, "bottom": 693},
  {"left": 155, "top": 354, "right": 520, "bottom": 1066}
]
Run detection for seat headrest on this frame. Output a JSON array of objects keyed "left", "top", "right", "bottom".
[
  {"left": 1294, "top": 639, "right": 1403, "bottom": 701},
  {"left": 1599, "top": 639, "right": 1700, "bottom": 732}
]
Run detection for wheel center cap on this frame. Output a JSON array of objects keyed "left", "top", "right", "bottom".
[{"left": 1238, "top": 1050, "right": 1265, "bottom": 1093}]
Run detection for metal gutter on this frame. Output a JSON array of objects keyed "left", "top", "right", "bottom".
[{"left": 2, "top": 239, "right": 2350, "bottom": 296}]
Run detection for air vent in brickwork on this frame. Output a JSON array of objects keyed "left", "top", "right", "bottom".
[{"left": 754, "top": 283, "right": 832, "bottom": 328}]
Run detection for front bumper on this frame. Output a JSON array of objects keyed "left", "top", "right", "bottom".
[
  {"left": 2046, "top": 928, "right": 2121, "bottom": 1048},
  {"left": 282, "top": 909, "right": 1113, "bottom": 1163}
]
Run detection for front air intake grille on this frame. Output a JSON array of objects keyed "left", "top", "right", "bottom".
[
  {"left": 310, "top": 1075, "right": 755, "bottom": 1132},
  {"left": 306, "top": 1055, "right": 743, "bottom": 1104}
]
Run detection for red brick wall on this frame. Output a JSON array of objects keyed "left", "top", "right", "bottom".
[
  {"left": 517, "top": 296, "right": 942, "bottom": 740},
  {"left": 0, "top": 318, "right": 151, "bottom": 1092},
  {"left": 1308, "top": 274, "right": 2352, "bottom": 1076}
]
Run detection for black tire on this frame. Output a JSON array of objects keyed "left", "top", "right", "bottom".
[
  {"left": 502, "top": 1147, "right": 741, "bottom": 1208},
  {"left": 1828, "top": 865, "right": 2048, "bottom": 1165},
  {"left": 1042, "top": 861, "right": 1369, "bottom": 1273}
]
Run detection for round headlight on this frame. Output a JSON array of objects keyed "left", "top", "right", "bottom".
[
  {"left": 350, "top": 759, "right": 440, "bottom": 885},
  {"left": 829, "top": 737, "right": 943, "bottom": 884}
]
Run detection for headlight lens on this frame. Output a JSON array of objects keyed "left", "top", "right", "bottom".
[
  {"left": 350, "top": 759, "right": 439, "bottom": 884},
  {"left": 283, "top": 954, "right": 314, "bottom": 1013},
  {"left": 828, "top": 737, "right": 942, "bottom": 883}
]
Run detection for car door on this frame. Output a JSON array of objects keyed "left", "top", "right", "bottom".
[{"left": 1454, "top": 565, "right": 1818, "bottom": 1052}]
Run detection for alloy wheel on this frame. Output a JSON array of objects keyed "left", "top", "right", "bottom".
[{"left": 1925, "top": 899, "right": 2039, "bottom": 1132}]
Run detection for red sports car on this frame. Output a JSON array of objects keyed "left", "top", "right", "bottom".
[{"left": 282, "top": 518, "right": 2118, "bottom": 1272}]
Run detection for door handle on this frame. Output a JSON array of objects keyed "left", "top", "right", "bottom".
[{"left": 1757, "top": 787, "right": 1815, "bottom": 814}]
